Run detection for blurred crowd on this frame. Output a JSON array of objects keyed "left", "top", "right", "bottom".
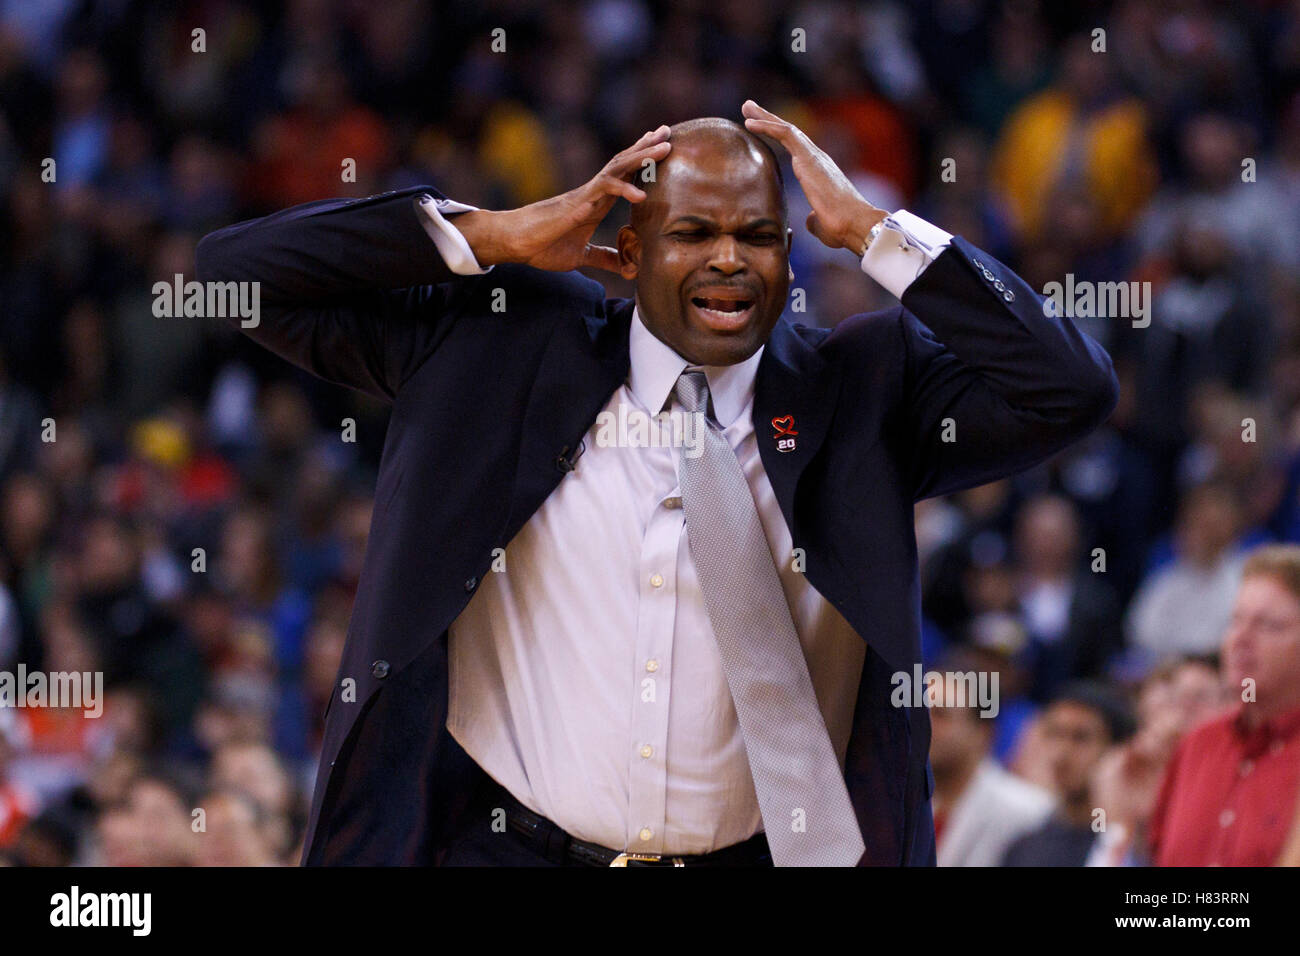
[{"left": 2, "top": 0, "right": 1300, "bottom": 866}]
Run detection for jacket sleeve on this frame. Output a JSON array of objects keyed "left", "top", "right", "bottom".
[
  {"left": 898, "top": 236, "right": 1120, "bottom": 502},
  {"left": 193, "top": 185, "right": 478, "bottom": 402}
]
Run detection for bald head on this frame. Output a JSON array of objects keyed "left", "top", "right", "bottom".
[
  {"left": 615, "top": 116, "right": 793, "bottom": 367},
  {"left": 628, "top": 117, "right": 788, "bottom": 233}
]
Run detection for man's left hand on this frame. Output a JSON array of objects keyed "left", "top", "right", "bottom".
[{"left": 741, "top": 99, "right": 888, "bottom": 256}]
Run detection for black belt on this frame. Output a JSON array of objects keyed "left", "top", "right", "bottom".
[{"left": 496, "top": 786, "right": 773, "bottom": 867}]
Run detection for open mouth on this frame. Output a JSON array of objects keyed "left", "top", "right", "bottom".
[{"left": 689, "top": 294, "right": 757, "bottom": 332}]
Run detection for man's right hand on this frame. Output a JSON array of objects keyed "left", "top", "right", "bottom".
[{"left": 453, "top": 126, "right": 671, "bottom": 274}]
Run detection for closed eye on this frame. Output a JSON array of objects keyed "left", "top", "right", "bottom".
[{"left": 669, "top": 230, "right": 780, "bottom": 244}]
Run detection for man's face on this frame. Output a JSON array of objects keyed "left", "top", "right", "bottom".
[
  {"left": 1222, "top": 574, "right": 1300, "bottom": 711},
  {"left": 928, "top": 701, "right": 988, "bottom": 775},
  {"left": 1171, "top": 661, "right": 1225, "bottom": 727},
  {"left": 618, "top": 136, "right": 792, "bottom": 366},
  {"left": 1040, "top": 701, "right": 1111, "bottom": 803}
]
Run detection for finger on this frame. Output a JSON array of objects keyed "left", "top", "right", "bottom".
[
  {"left": 741, "top": 99, "right": 789, "bottom": 133},
  {"left": 742, "top": 99, "right": 807, "bottom": 150},
  {"left": 596, "top": 130, "right": 669, "bottom": 191},
  {"left": 613, "top": 125, "right": 671, "bottom": 163},
  {"left": 743, "top": 116, "right": 798, "bottom": 153},
  {"left": 637, "top": 124, "right": 671, "bottom": 145},
  {"left": 599, "top": 174, "right": 646, "bottom": 204},
  {"left": 582, "top": 244, "right": 622, "bottom": 274},
  {"left": 743, "top": 116, "right": 785, "bottom": 139},
  {"left": 605, "top": 140, "right": 671, "bottom": 180},
  {"left": 608, "top": 139, "right": 672, "bottom": 172},
  {"left": 587, "top": 171, "right": 647, "bottom": 205}
]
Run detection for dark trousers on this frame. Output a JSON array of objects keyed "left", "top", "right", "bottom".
[
  {"left": 440, "top": 770, "right": 559, "bottom": 866},
  {"left": 438, "top": 768, "right": 774, "bottom": 866}
]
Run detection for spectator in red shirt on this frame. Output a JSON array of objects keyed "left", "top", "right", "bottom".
[
  {"left": 0, "top": 711, "right": 37, "bottom": 848},
  {"left": 1148, "top": 545, "right": 1300, "bottom": 865}
]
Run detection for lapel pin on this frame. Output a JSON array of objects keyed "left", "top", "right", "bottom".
[{"left": 771, "top": 415, "right": 798, "bottom": 453}]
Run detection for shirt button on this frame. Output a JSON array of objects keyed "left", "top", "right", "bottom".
[
  {"left": 639, "top": 827, "right": 653, "bottom": 842},
  {"left": 371, "top": 660, "right": 390, "bottom": 679},
  {"left": 1219, "top": 809, "right": 1235, "bottom": 828},
  {"left": 650, "top": 573, "right": 664, "bottom": 588},
  {"left": 640, "top": 745, "right": 653, "bottom": 759},
  {"left": 464, "top": 576, "right": 478, "bottom": 592},
  {"left": 994, "top": 279, "right": 1005, "bottom": 291},
  {"left": 1003, "top": 290, "right": 1015, "bottom": 302},
  {"left": 645, "top": 659, "right": 659, "bottom": 672}
]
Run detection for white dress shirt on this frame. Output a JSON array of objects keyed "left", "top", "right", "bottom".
[{"left": 421, "top": 194, "right": 952, "bottom": 854}]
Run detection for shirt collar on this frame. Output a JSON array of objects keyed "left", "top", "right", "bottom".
[
  {"left": 627, "top": 303, "right": 763, "bottom": 427},
  {"left": 1231, "top": 700, "right": 1300, "bottom": 749}
]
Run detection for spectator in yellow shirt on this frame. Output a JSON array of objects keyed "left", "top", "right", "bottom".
[{"left": 992, "top": 33, "right": 1157, "bottom": 241}]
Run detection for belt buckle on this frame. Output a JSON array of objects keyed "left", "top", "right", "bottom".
[{"left": 609, "top": 852, "right": 686, "bottom": 867}]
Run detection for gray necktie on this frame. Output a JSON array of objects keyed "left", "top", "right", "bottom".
[{"left": 672, "top": 369, "right": 866, "bottom": 866}]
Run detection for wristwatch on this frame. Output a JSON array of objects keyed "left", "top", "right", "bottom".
[{"left": 860, "top": 219, "right": 886, "bottom": 257}]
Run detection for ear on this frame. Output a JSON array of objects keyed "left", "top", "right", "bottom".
[{"left": 617, "top": 224, "right": 640, "bottom": 280}]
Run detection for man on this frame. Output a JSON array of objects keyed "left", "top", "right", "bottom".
[
  {"left": 1149, "top": 544, "right": 1300, "bottom": 866},
  {"left": 1083, "top": 657, "right": 1224, "bottom": 867},
  {"left": 209, "top": 741, "right": 297, "bottom": 862},
  {"left": 928, "top": 653, "right": 1056, "bottom": 867},
  {"left": 1012, "top": 494, "right": 1124, "bottom": 701},
  {"left": 1001, "top": 681, "right": 1135, "bottom": 866},
  {"left": 195, "top": 100, "right": 1118, "bottom": 866},
  {"left": 1126, "top": 480, "right": 1247, "bottom": 658}
]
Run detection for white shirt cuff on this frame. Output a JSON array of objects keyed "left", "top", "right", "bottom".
[
  {"left": 417, "top": 195, "right": 494, "bottom": 276},
  {"left": 859, "top": 209, "right": 953, "bottom": 300}
]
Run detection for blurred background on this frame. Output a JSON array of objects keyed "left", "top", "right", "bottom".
[{"left": 1, "top": 0, "right": 1299, "bottom": 866}]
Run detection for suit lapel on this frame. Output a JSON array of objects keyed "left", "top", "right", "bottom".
[
  {"left": 504, "top": 301, "right": 836, "bottom": 547},
  {"left": 754, "top": 316, "right": 839, "bottom": 540},
  {"left": 503, "top": 297, "right": 632, "bottom": 544}
]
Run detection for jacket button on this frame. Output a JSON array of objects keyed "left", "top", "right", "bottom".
[
  {"left": 371, "top": 660, "right": 390, "bottom": 679},
  {"left": 464, "top": 576, "right": 478, "bottom": 592}
]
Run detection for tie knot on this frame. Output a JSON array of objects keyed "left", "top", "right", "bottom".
[{"left": 672, "top": 369, "right": 711, "bottom": 417}]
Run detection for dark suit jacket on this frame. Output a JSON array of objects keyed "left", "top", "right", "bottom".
[{"left": 194, "top": 184, "right": 1119, "bottom": 866}]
